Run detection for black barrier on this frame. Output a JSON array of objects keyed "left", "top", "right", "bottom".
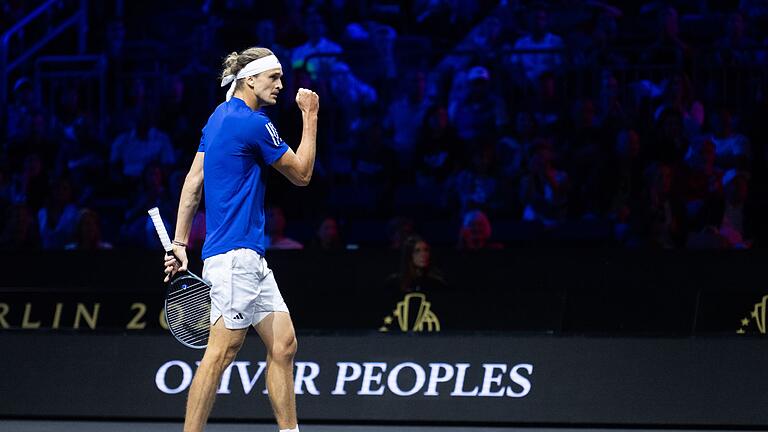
[
  {"left": 0, "top": 250, "right": 767, "bottom": 334},
  {"left": 1, "top": 333, "right": 768, "bottom": 427}
]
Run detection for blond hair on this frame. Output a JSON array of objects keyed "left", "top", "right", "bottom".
[{"left": 220, "top": 47, "right": 275, "bottom": 90}]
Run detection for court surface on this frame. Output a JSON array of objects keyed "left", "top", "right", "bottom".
[{"left": 0, "top": 422, "right": 758, "bottom": 432}]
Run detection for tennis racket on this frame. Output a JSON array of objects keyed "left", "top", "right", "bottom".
[{"left": 148, "top": 207, "right": 211, "bottom": 349}]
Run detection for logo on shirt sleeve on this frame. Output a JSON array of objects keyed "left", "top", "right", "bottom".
[{"left": 265, "top": 122, "right": 282, "bottom": 147}]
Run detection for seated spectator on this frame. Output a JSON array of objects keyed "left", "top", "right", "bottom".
[
  {"left": 509, "top": 6, "right": 565, "bottom": 85},
  {"left": 414, "top": 104, "right": 460, "bottom": 185},
  {"left": 5, "top": 108, "right": 59, "bottom": 171},
  {"left": 119, "top": 164, "right": 174, "bottom": 249},
  {"left": 625, "top": 162, "right": 686, "bottom": 248},
  {"left": 309, "top": 217, "right": 343, "bottom": 250},
  {"left": 387, "top": 216, "right": 416, "bottom": 250},
  {"left": 607, "top": 128, "right": 644, "bottom": 223},
  {"left": 65, "top": 209, "right": 113, "bottom": 250},
  {"left": 457, "top": 209, "right": 503, "bottom": 251},
  {"left": 448, "top": 66, "right": 508, "bottom": 143},
  {"left": 444, "top": 144, "right": 500, "bottom": 213},
  {"left": 4, "top": 77, "right": 38, "bottom": 141},
  {"left": 641, "top": 6, "right": 690, "bottom": 67},
  {"left": 565, "top": 98, "right": 606, "bottom": 218},
  {"left": 291, "top": 12, "right": 343, "bottom": 80},
  {"left": 718, "top": 170, "right": 755, "bottom": 248},
  {"left": 527, "top": 71, "right": 563, "bottom": 131},
  {"left": 597, "top": 70, "right": 627, "bottom": 134},
  {"left": 266, "top": 206, "right": 303, "bottom": 250},
  {"left": 681, "top": 137, "right": 723, "bottom": 223},
  {"left": 0, "top": 203, "right": 40, "bottom": 250},
  {"left": 653, "top": 72, "right": 704, "bottom": 141},
  {"left": 384, "top": 235, "right": 448, "bottom": 294},
  {"left": 498, "top": 112, "right": 539, "bottom": 181},
  {"left": 714, "top": 11, "right": 760, "bottom": 66},
  {"left": 649, "top": 107, "right": 689, "bottom": 166},
  {"left": 519, "top": 139, "right": 570, "bottom": 227},
  {"left": 709, "top": 108, "right": 752, "bottom": 170},
  {"left": 8, "top": 153, "right": 48, "bottom": 211},
  {"left": 38, "top": 177, "right": 79, "bottom": 249},
  {"left": 384, "top": 70, "right": 428, "bottom": 169},
  {"left": 110, "top": 110, "right": 176, "bottom": 182}
]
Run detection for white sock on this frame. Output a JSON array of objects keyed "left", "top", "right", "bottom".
[{"left": 279, "top": 427, "right": 299, "bottom": 432}]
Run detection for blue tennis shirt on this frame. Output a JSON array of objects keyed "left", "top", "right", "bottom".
[{"left": 198, "top": 97, "right": 289, "bottom": 259}]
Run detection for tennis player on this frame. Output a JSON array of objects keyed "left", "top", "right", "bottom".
[{"left": 164, "top": 47, "right": 318, "bottom": 432}]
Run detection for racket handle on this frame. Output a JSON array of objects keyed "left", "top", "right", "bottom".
[{"left": 148, "top": 207, "right": 173, "bottom": 252}]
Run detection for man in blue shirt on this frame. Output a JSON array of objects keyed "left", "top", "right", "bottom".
[{"left": 164, "top": 47, "right": 318, "bottom": 432}]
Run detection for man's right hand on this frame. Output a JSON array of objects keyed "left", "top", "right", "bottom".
[
  {"left": 163, "top": 245, "right": 188, "bottom": 282},
  {"left": 295, "top": 88, "right": 319, "bottom": 114}
]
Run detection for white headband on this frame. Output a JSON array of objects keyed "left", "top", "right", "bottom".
[{"left": 220, "top": 54, "right": 282, "bottom": 101}]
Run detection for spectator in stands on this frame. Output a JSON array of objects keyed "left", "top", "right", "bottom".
[
  {"left": 414, "top": 104, "right": 460, "bottom": 185},
  {"left": 0, "top": 203, "right": 40, "bottom": 250},
  {"left": 444, "top": 144, "right": 501, "bottom": 213},
  {"left": 653, "top": 72, "right": 704, "bottom": 141},
  {"left": 519, "top": 139, "right": 570, "bottom": 227},
  {"left": 65, "top": 208, "right": 113, "bottom": 250},
  {"left": 566, "top": 98, "right": 606, "bottom": 218},
  {"left": 326, "top": 62, "right": 378, "bottom": 174},
  {"left": 627, "top": 162, "right": 686, "bottom": 248},
  {"left": 642, "top": 6, "right": 690, "bottom": 67},
  {"left": 291, "top": 12, "right": 343, "bottom": 80},
  {"left": 649, "top": 107, "right": 689, "bottom": 166},
  {"left": 457, "top": 209, "right": 503, "bottom": 250},
  {"left": 310, "top": 216, "right": 343, "bottom": 250},
  {"left": 8, "top": 153, "right": 47, "bottom": 211},
  {"left": 448, "top": 65, "right": 508, "bottom": 143},
  {"left": 384, "top": 70, "right": 428, "bottom": 169},
  {"left": 119, "top": 164, "right": 174, "bottom": 249},
  {"left": 718, "top": 170, "right": 755, "bottom": 248},
  {"left": 681, "top": 137, "right": 723, "bottom": 223},
  {"left": 266, "top": 206, "right": 304, "bottom": 250},
  {"left": 509, "top": 5, "right": 565, "bottom": 85},
  {"left": 498, "top": 111, "right": 538, "bottom": 181},
  {"left": 607, "top": 128, "right": 644, "bottom": 226},
  {"left": 5, "top": 108, "right": 58, "bottom": 172},
  {"left": 714, "top": 11, "right": 761, "bottom": 66},
  {"left": 4, "top": 77, "right": 37, "bottom": 141},
  {"left": 527, "top": 71, "right": 563, "bottom": 131},
  {"left": 385, "top": 235, "right": 447, "bottom": 294},
  {"left": 597, "top": 70, "right": 627, "bottom": 134},
  {"left": 256, "top": 19, "right": 291, "bottom": 72},
  {"left": 709, "top": 108, "right": 752, "bottom": 170},
  {"left": 387, "top": 216, "right": 416, "bottom": 250},
  {"left": 110, "top": 109, "right": 176, "bottom": 183},
  {"left": 38, "top": 177, "right": 79, "bottom": 249}
]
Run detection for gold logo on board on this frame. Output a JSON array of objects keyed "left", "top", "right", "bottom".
[
  {"left": 737, "top": 295, "right": 767, "bottom": 334},
  {"left": 380, "top": 292, "right": 441, "bottom": 333}
]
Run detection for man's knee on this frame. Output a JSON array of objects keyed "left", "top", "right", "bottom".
[
  {"left": 204, "top": 340, "right": 243, "bottom": 369},
  {"left": 270, "top": 334, "right": 297, "bottom": 364}
]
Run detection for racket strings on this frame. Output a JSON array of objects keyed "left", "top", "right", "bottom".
[{"left": 166, "top": 276, "right": 211, "bottom": 348}]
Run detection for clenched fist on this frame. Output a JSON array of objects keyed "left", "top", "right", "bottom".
[{"left": 295, "top": 88, "right": 319, "bottom": 114}]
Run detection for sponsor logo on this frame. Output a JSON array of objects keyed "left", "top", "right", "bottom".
[
  {"left": 233, "top": 313, "right": 244, "bottom": 320},
  {"left": 155, "top": 360, "right": 533, "bottom": 398},
  {"left": 380, "top": 293, "right": 440, "bottom": 333},
  {"left": 737, "top": 294, "right": 767, "bottom": 334}
]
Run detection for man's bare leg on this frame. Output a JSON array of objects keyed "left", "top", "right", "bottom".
[
  {"left": 254, "top": 312, "right": 298, "bottom": 430},
  {"left": 184, "top": 319, "right": 248, "bottom": 432}
]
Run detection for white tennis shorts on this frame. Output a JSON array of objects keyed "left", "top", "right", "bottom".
[{"left": 202, "top": 248, "right": 289, "bottom": 329}]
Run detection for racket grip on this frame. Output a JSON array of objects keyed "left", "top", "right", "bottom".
[{"left": 148, "top": 207, "right": 173, "bottom": 252}]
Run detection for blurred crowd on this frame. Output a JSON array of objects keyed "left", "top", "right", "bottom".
[{"left": 2, "top": 0, "right": 768, "bottom": 252}]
